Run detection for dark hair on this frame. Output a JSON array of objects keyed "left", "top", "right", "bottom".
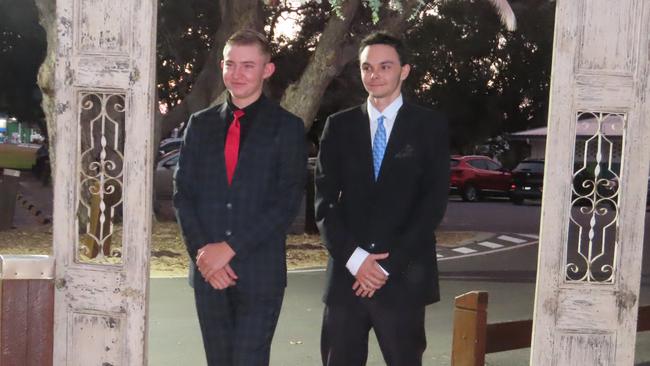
[
  {"left": 225, "top": 29, "right": 272, "bottom": 58},
  {"left": 358, "top": 31, "right": 409, "bottom": 65}
]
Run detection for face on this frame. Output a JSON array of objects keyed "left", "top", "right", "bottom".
[
  {"left": 359, "top": 44, "right": 410, "bottom": 102},
  {"left": 221, "top": 43, "right": 275, "bottom": 107}
]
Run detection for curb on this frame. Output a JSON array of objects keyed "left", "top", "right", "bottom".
[{"left": 16, "top": 193, "right": 51, "bottom": 225}]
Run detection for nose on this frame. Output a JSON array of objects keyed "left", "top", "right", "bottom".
[{"left": 232, "top": 65, "right": 243, "bottom": 79}]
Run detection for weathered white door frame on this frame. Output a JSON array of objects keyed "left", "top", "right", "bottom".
[
  {"left": 52, "top": 0, "right": 157, "bottom": 364},
  {"left": 531, "top": 0, "right": 649, "bottom": 364}
]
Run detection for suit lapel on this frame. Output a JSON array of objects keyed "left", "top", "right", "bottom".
[
  {"left": 356, "top": 103, "right": 376, "bottom": 186},
  {"left": 215, "top": 103, "right": 230, "bottom": 187}
]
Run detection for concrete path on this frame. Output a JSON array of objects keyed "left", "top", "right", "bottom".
[{"left": 148, "top": 273, "right": 650, "bottom": 366}]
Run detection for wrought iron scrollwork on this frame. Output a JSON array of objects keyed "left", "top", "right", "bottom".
[
  {"left": 566, "top": 112, "right": 624, "bottom": 283},
  {"left": 78, "top": 92, "right": 125, "bottom": 264}
]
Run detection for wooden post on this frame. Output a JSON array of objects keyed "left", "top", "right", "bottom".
[
  {"left": 0, "top": 255, "right": 54, "bottom": 366},
  {"left": 0, "top": 169, "right": 20, "bottom": 230},
  {"left": 451, "top": 291, "right": 488, "bottom": 366}
]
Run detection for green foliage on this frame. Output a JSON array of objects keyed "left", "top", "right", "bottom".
[
  {"left": 328, "top": 0, "right": 420, "bottom": 24},
  {"left": 276, "top": 0, "right": 554, "bottom": 153},
  {"left": 405, "top": 0, "right": 555, "bottom": 152},
  {"left": 0, "top": 0, "right": 46, "bottom": 131},
  {"left": 268, "top": 1, "right": 331, "bottom": 99},
  {"left": 1, "top": 0, "right": 554, "bottom": 156},
  {"left": 156, "top": 0, "right": 220, "bottom": 109}
]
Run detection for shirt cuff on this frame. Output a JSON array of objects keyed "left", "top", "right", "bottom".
[{"left": 346, "top": 247, "right": 389, "bottom": 276}]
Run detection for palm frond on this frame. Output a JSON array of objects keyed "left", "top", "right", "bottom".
[{"left": 487, "top": 0, "right": 517, "bottom": 31}]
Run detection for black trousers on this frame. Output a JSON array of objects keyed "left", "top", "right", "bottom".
[
  {"left": 194, "top": 285, "right": 284, "bottom": 366},
  {"left": 321, "top": 297, "right": 426, "bottom": 366}
]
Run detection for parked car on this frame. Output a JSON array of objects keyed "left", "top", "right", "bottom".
[
  {"left": 510, "top": 160, "right": 648, "bottom": 207},
  {"left": 510, "top": 159, "right": 545, "bottom": 205},
  {"left": 450, "top": 155, "right": 512, "bottom": 202},
  {"left": 154, "top": 149, "right": 179, "bottom": 199},
  {"left": 159, "top": 137, "right": 182, "bottom": 157}
]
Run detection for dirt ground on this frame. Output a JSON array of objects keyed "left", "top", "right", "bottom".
[{"left": 0, "top": 222, "right": 472, "bottom": 277}]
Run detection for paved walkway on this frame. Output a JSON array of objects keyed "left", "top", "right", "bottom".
[
  {"left": 10, "top": 171, "right": 52, "bottom": 228},
  {"left": 149, "top": 273, "right": 650, "bottom": 366}
]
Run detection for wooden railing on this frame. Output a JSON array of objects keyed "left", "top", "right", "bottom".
[{"left": 451, "top": 290, "right": 650, "bottom": 366}]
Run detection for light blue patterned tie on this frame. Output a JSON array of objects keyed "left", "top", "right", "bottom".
[{"left": 372, "top": 115, "right": 387, "bottom": 181}]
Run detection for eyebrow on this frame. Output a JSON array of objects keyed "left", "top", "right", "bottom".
[
  {"left": 225, "top": 60, "right": 258, "bottom": 65},
  {"left": 362, "top": 60, "right": 395, "bottom": 66}
]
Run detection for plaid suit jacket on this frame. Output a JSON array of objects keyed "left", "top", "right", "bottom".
[{"left": 174, "top": 97, "right": 307, "bottom": 295}]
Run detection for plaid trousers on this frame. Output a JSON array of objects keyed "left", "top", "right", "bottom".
[{"left": 194, "top": 285, "right": 284, "bottom": 366}]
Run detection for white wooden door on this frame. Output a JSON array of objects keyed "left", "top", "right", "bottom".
[
  {"left": 531, "top": 1, "right": 650, "bottom": 365},
  {"left": 52, "top": 0, "right": 157, "bottom": 364}
]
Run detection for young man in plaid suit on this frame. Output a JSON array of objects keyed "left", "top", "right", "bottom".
[{"left": 174, "top": 30, "right": 306, "bottom": 366}]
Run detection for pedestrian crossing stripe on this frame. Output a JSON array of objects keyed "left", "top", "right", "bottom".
[
  {"left": 478, "top": 241, "right": 504, "bottom": 249},
  {"left": 452, "top": 247, "right": 477, "bottom": 254},
  {"left": 436, "top": 232, "right": 539, "bottom": 261},
  {"left": 519, "top": 234, "right": 539, "bottom": 239},
  {"left": 497, "top": 235, "right": 528, "bottom": 244}
]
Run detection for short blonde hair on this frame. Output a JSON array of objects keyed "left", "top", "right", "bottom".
[{"left": 225, "top": 29, "right": 272, "bottom": 58}]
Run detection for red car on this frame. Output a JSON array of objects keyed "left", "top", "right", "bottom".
[{"left": 450, "top": 155, "right": 512, "bottom": 202}]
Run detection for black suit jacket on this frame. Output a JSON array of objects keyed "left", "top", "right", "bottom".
[
  {"left": 174, "top": 97, "right": 307, "bottom": 295},
  {"left": 315, "top": 101, "right": 449, "bottom": 306}
]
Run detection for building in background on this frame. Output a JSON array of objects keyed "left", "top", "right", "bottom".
[{"left": 0, "top": 112, "right": 44, "bottom": 144}]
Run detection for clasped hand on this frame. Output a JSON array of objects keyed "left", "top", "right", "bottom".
[
  {"left": 352, "top": 252, "right": 389, "bottom": 298},
  {"left": 196, "top": 242, "right": 238, "bottom": 290}
]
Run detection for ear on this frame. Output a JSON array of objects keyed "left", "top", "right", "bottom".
[
  {"left": 400, "top": 64, "right": 411, "bottom": 81},
  {"left": 263, "top": 62, "right": 276, "bottom": 79},
  {"left": 220, "top": 59, "right": 225, "bottom": 70}
]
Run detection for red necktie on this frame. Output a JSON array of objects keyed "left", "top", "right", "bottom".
[{"left": 225, "top": 109, "right": 244, "bottom": 185}]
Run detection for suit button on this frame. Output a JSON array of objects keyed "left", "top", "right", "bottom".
[
  {"left": 369, "top": 243, "right": 376, "bottom": 249},
  {"left": 225, "top": 230, "right": 232, "bottom": 236},
  {"left": 226, "top": 203, "right": 232, "bottom": 209}
]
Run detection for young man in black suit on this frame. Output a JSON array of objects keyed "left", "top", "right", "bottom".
[
  {"left": 173, "top": 30, "right": 306, "bottom": 366},
  {"left": 315, "top": 31, "right": 450, "bottom": 366}
]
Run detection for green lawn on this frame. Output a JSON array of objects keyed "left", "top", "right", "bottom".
[{"left": 0, "top": 143, "right": 38, "bottom": 170}]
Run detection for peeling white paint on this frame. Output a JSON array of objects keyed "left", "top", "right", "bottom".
[
  {"left": 531, "top": 1, "right": 650, "bottom": 365},
  {"left": 53, "top": 0, "right": 157, "bottom": 365}
]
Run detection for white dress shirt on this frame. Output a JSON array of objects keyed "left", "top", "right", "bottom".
[{"left": 345, "top": 95, "right": 404, "bottom": 277}]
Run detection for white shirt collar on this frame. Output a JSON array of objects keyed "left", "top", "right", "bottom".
[
  {"left": 367, "top": 94, "right": 403, "bottom": 143},
  {"left": 367, "top": 94, "right": 403, "bottom": 123}
]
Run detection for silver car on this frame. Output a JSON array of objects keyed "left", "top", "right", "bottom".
[{"left": 154, "top": 150, "right": 179, "bottom": 199}]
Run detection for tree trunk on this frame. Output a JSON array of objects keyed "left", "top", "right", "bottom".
[
  {"left": 380, "top": 0, "right": 423, "bottom": 35},
  {"left": 158, "top": 0, "right": 264, "bottom": 139},
  {"left": 280, "top": 0, "right": 361, "bottom": 130},
  {"left": 280, "top": 0, "right": 424, "bottom": 131},
  {"left": 34, "top": 0, "right": 56, "bottom": 172}
]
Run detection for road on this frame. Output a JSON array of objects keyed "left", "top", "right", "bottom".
[
  {"left": 439, "top": 198, "right": 649, "bottom": 282},
  {"left": 441, "top": 197, "right": 541, "bottom": 233}
]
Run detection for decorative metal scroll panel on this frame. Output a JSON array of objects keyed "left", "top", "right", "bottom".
[
  {"left": 566, "top": 112, "right": 625, "bottom": 283},
  {"left": 77, "top": 92, "right": 125, "bottom": 265}
]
